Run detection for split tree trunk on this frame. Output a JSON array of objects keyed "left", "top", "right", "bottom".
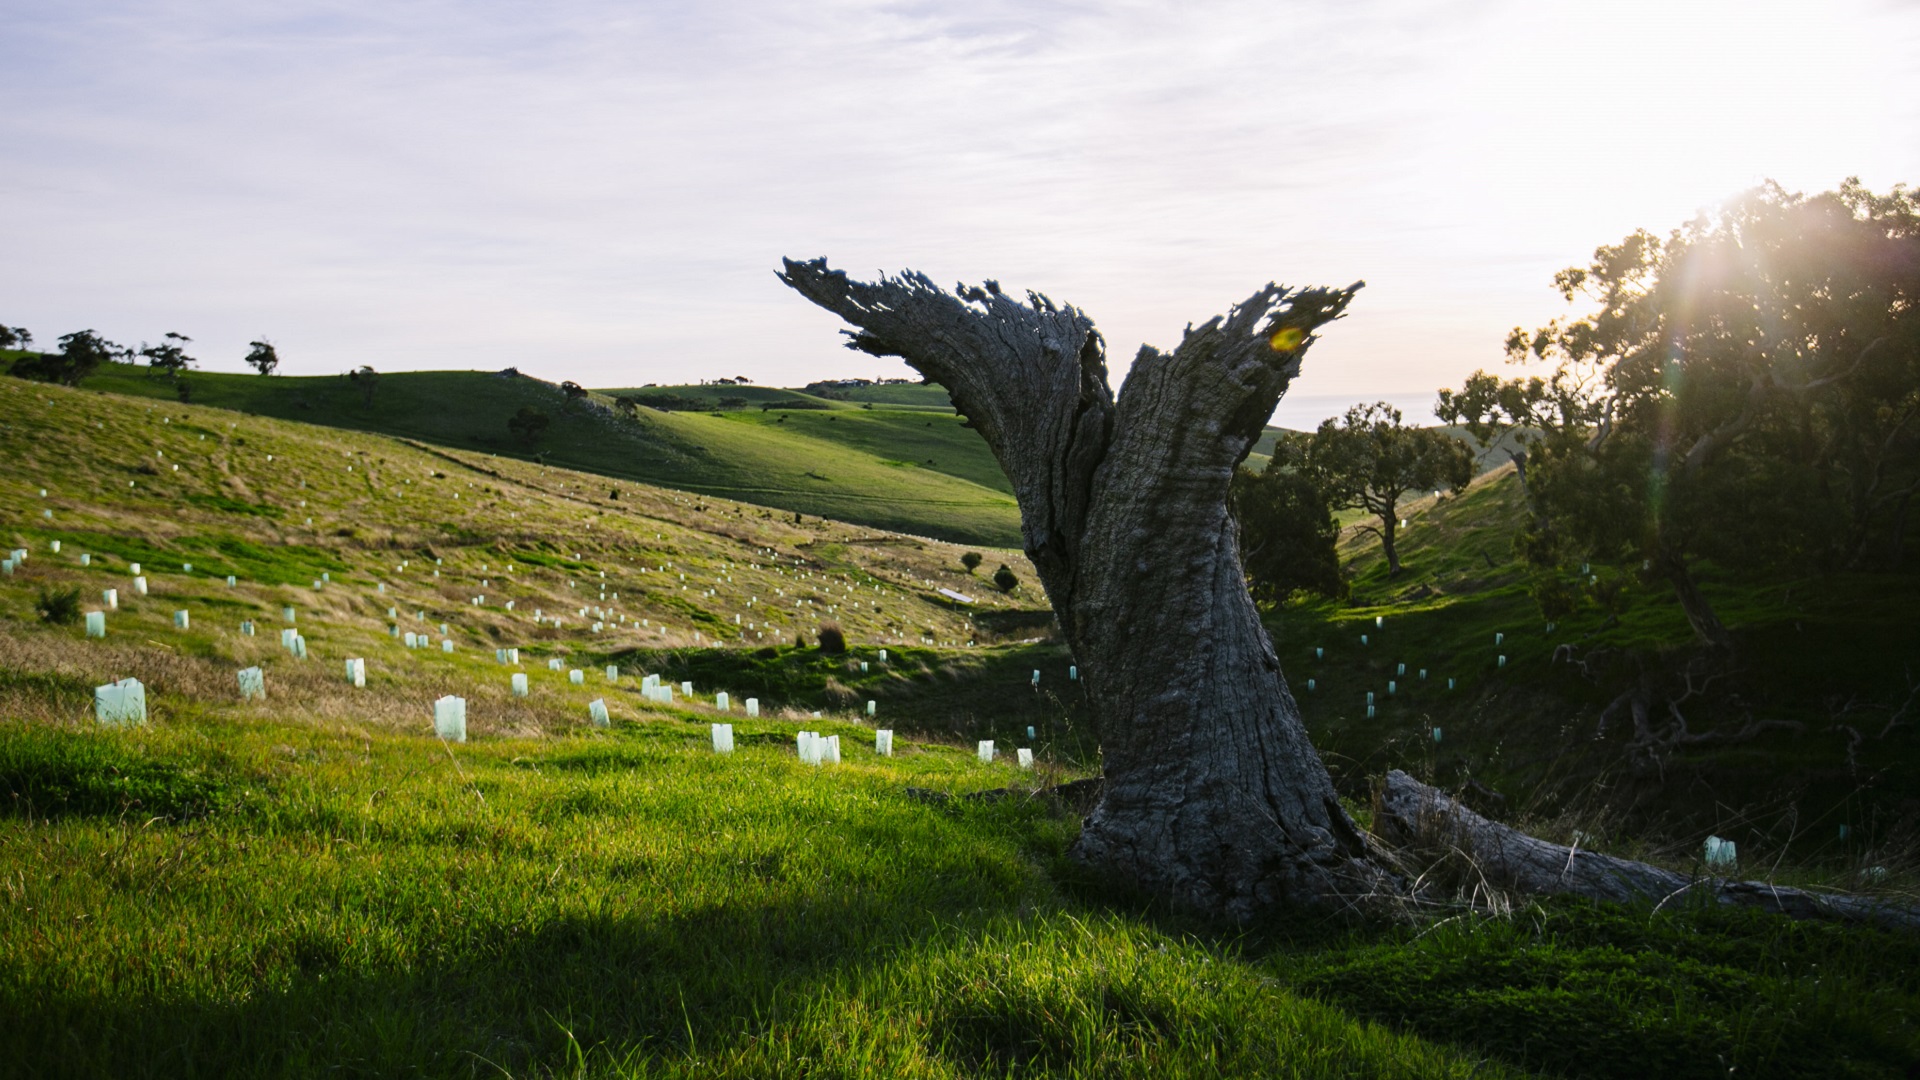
[
  {"left": 779, "top": 259, "right": 1919, "bottom": 931},
  {"left": 779, "top": 260, "right": 1392, "bottom": 917}
]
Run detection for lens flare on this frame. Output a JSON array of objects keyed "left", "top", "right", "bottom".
[{"left": 1268, "top": 326, "right": 1304, "bottom": 352}]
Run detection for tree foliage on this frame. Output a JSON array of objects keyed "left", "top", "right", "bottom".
[
  {"left": 141, "top": 332, "right": 195, "bottom": 378},
  {"left": 9, "top": 329, "right": 118, "bottom": 386},
  {"left": 1230, "top": 462, "right": 1346, "bottom": 604},
  {"left": 960, "top": 551, "right": 983, "bottom": 574},
  {"left": 347, "top": 365, "right": 378, "bottom": 407},
  {"left": 1291, "top": 402, "right": 1473, "bottom": 576},
  {"left": 245, "top": 339, "right": 280, "bottom": 375},
  {"left": 1439, "top": 179, "right": 1920, "bottom": 652},
  {"left": 992, "top": 564, "right": 1019, "bottom": 593},
  {"left": 508, "top": 406, "right": 550, "bottom": 446}
]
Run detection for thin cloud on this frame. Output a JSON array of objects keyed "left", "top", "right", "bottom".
[{"left": 2, "top": 0, "right": 1914, "bottom": 424}]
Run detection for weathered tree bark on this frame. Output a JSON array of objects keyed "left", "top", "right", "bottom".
[
  {"left": 1375, "top": 770, "right": 1920, "bottom": 931},
  {"left": 779, "top": 259, "right": 1392, "bottom": 918}
]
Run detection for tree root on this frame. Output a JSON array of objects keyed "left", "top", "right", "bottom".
[{"left": 1374, "top": 770, "right": 1920, "bottom": 932}]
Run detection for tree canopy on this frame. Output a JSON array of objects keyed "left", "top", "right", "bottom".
[
  {"left": 9, "top": 329, "right": 118, "bottom": 386},
  {"left": 141, "top": 332, "right": 195, "bottom": 378},
  {"left": 1439, "top": 179, "right": 1920, "bottom": 651},
  {"left": 508, "top": 406, "right": 550, "bottom": 446},
  {"left": 245, "top": 339, "right": 280, "bottom": 376},
  {"left": 1230, "top": 462, "right": 1345, "bottom": 605},
  {"left": 1290, "top": 402, "right": 1473, "bottom": 576}
]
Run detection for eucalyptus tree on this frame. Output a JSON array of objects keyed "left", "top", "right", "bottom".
[{"left": 1439, "top": 179, "right": 1920, "bottom": 652}]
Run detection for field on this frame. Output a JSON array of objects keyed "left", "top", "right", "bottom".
[
  {"left": 71, "top": 362, "right": 1024, "bottom": 547},
  {"left": 2, "top": 374, "right": 1919, "bottom": 1076}
]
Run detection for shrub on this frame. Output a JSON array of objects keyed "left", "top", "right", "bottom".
[
  {"left": 36, "top": 587, "right": 82, "bottom": 625},
  {"left": 961, "top": 551, "right": 983, "bottom": 574},
  {"left": 993, "top": 565, "right": 1019, "bottom": 593},
  {"left": 816, "top": 623, "right": 846, "bottom": 654}
]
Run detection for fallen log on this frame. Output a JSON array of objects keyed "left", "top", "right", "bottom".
[{"left": 1374, "top": 769, "right": 1920, "bottom": 932}]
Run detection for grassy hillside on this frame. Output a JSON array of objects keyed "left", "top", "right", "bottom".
[
  {"left": 2, "top": 377, "right": 1919, "bottom": 1075},
  {"left": 1263, "top": 466, "right": 1920, "bottom": 856},
  {"left": 62, "top": 362, "right": 1023, "bottom": 547}
]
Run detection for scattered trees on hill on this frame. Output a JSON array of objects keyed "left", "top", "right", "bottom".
[
  {"left": 1230, "top": 462, "right": 1345, "bottom": 604},
  {"left": 140, "top": 332, "right": 195, "bottom": 378},
  {"left": 1440, "top": 179, "right": 1920, "bottom": 652},
  {"left": 960, "top": 551, "right": 983, "bottom": 574},
  {"left": 0, "top": 325, "right": 28, "bottom": 350},
  {"left": 991, "top": 564, "right": 1019, "bottom": 593},
  {"left": 1289, "top": 402, "right": 1474, "bottom": 577},
  {"left": 245, "top": 339, "right": 280, "bottom": 375},
  {"left": 9, "top": 329, "right": 118, "bottom": 386},
  {"left": 508, "top": 406, "right": 551, "bottom": 446}
]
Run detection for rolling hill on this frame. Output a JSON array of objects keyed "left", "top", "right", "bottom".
[
  {"left": 2, "top": 371, "right": 1918, "bottom": 1076},
  {"left": 63, "top": 362, "right": 1025, "bottom": 547}
]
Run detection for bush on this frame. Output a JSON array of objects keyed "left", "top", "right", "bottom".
[
  {"left": 36, "top": 587, "right": 82, "bottom": 625},
  {"left": 816, "top": 623, "right": 846, "bottom": 654},
  {"left": 961, "top": 552, "right": 983, "bottom": 574},
  {"left": 993, "top": 565, "right": 1019, "bottom": 593}
]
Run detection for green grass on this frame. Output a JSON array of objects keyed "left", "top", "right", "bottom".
[
  {"left": 59, "top": 362, "right": 1019, "bottom": 545},
  {"left": 1261, "top": 466, "right": 1920, "bottom": 854},
  {"left": 4, "top": 713, "right": 1915, "bottom": 1078},
  {"left": 3, "top": 359, "right": 1919, "bottom": 1075}
]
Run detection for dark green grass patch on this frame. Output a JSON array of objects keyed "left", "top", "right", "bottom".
[
  {"left": 0, "top": 724, "right": 229, "bottom": 821},
  {"left": 1281, "top": 901, "right": 1920, "bottom": 1079}
]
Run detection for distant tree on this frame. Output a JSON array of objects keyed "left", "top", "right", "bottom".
[
  {"left": 1292, "top": 402, "right": 1474, "bottom": 576},
  {"left": 508, "top": 406, "right": 551, "bottom": 446},
  {"left": 10, "top": 329, "right": 118, "bottom": 386},
  {"left": 992, "top": 564, "right": 1020, "bottom": 593},
  {"left": 347, "top": 365, "right": 378, "bottom": 407},
  {"left": 140, "top": 332, "right": 195, "bottom": 378},
  {"left": 1230, "top": 462, "right": 1346, "bottom": 605},
  {"left": 561, "top": 380, "right": 587, "bottom": 400},
  {"left": 0, "top": 326, "right": 18, "bottom": 350},
  {"left": 244, "top": 339, "right": 280, "bottom": 376},
  {"left": 960, "top": 551, "right": 983, "bottom": 574},
  {"left": 1440, "top": 179, "right": 1920, "bottom": 652},
  {"left": 15, "top": 328, "right": 30, "bottom": 350}
]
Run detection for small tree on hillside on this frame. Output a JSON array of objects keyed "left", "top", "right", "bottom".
[
  {"left": 1230, "top": 462, "right": 1346, "bottom": 605},
  {"left": 348, "top": 365, "right": 378, "bottom": 407},
  {"left": 960, "top": 551, "right": 983, "bottom": 574},
  {"left": 245, "top": 339, "right": 280, "bottom": 375},
  {"left": 0, "top": 326, "right": 19, "bottom": 350},
  {"left": 1291, "top": 402, "right": 1474, "bottom": 576},
  {"left": 992, "top": 564, "right": 1019, "bottom": 593},
  {"left": 508, "top": 406, "right": 550, "bottom": 446},
  {"left": 561, "top": 380, "right": 587, "bottom": 400},
  {"left": 141, "top": 332, "right": 195, "bottom": 379}
]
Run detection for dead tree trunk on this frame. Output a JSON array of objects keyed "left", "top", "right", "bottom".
[
  {"left": 779, "top": 259, "right": 1393, "bottom": 917},
  {"left": 1375, "top": 770, "right": 1920, "bottom": 931}
]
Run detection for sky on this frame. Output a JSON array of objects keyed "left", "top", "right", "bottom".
[{"left": 4, "top": 0, "right": 1917, "bottom": 426}]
